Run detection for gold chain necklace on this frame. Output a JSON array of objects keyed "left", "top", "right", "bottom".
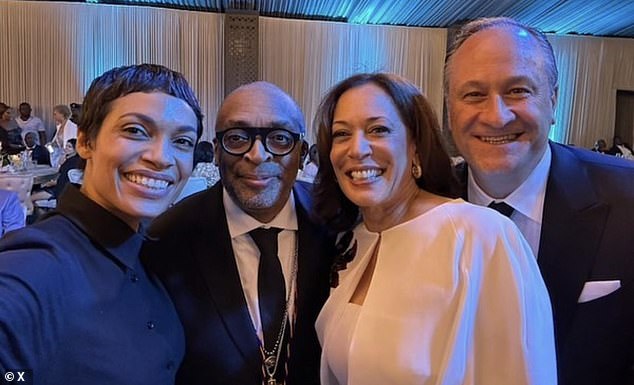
[{"left": 259, "top": 235, "right": 298, "bottom": 385}]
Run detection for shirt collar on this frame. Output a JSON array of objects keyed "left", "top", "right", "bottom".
[
  {"left": 223, "top": 187, "right": 298, "bottom": 239},
  {"left": 468, "top": 145, "right": 551, "bottom": 224},
  {"left": 55, "top": 185, "right": 144, "bottom": 270}
]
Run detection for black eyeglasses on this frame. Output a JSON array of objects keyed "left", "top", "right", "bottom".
[{"left": 216, "top": 127, "right": 302, "bottom": 156}]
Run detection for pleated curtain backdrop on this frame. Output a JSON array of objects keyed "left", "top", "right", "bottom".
[{"left": 1, "top": 1, "right": 634, "bottom": 147}]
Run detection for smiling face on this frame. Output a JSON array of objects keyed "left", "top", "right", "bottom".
[
  {"left": 215, "top": 82, "right": 304, "bottom": 223},
  {"left": 329, "top": 83, "right": 419, "bottom": 211},
  {"left": 77, "top": 92, "right": 198, "bottom": 229},
  {"left": 446, "top": 26, "right": 557, "bottom": 193}
]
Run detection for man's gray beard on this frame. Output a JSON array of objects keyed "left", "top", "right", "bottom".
[
  {"left": 241, "top": 192, "right": 281, "bottom": 210},
  {"left": 229, "top": 181, "right": 285, "bottom": 212}
]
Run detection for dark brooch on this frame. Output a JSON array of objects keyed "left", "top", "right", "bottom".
[{"left": 330, "top": 230, "right": 357, "bottom": 288}]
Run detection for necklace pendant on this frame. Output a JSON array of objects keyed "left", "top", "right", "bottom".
[
  {"left": 264, "top": 355, "right": 277, "bottom": 371},
  {"left": 266, "top": 378, "right": 277, "bottom": 385}
]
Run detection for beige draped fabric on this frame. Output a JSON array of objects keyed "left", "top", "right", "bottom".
[
  {"left": 548, "top": 35, "right": 634, "bottom": 146},
  {"left": 1, "top": 1, "right": 633, "bottom": 147},
  {"left": 259, "top": 17, "right": 447, "bottom": 142},
  {"left": 0, "top": 1, "right": 223, "bottom": 141}
]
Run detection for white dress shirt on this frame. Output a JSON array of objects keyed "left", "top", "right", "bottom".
[
  {"left": 223, "top": 188, "right": 298, "bottom": 342},
  {"left": 468, "top": 146, "right": 551, "bottom": 256},
  {"left": 15, "top": 116, "right": 45, "bottom": 144},
  {"left": 53, "top": 119, "right": 78, "bottom": 148}
]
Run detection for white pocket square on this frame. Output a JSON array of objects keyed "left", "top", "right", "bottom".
[{"left": 577, "top": 280, "right": 621, "bottom": 303}]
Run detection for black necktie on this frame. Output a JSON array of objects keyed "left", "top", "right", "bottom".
[
  {"left": 488, "top": 201, "right": 515, "bottom": 217},
  {"left": 250, "top": 227, "right": 285, "bottom": 351}
]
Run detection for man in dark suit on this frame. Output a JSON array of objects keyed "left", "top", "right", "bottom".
[
  {"left": 445, "top": 17, "right": 634, "bottom": 385},
  {"left": 145, "top": 81, "right": 335, "bottom": 385},
  {"left": 24, "top": 131, "right": 51, "bottom": 165}
]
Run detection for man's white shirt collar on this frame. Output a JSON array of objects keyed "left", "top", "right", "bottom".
[
  {"left": 468, "top": 145, "right": 551, "bottom": 225},
  {"left": 223, "top": 187, "right": 298, "bottom": 238}
]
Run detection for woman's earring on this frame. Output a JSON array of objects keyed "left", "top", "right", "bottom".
[{"left": 412, "top": 163, "right": 422, "bottom": 179}]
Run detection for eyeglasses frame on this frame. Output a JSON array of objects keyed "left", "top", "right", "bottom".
[{"left": 215, "top": 126, "right": 303, "bottom": 156}]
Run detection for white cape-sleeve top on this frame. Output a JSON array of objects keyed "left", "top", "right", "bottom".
[{"left": 316, "top": 199, "right": 556, "bottom": 385}]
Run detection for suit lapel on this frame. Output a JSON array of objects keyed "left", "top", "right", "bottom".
[
  {"left": 455, "top": 161, "right": 469, "bottom": 200},
  {"left": 193, "top": 185, "right": 261, "bottom": 372},
  {"left": 538, "top": 142, "right": 610, "bottom": 343}
]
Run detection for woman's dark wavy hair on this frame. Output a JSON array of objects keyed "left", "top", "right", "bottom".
[
  {"left": 79, "top": 63, "right": 204, "bottom": 145},
  {"left": 313, "top": 72, "right": 459, "bottom": 232}
]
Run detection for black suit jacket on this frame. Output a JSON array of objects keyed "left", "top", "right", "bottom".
[
  {"left": 144, "top": 182, "right": 335, "bottom": 385},
  {"left": 459, "top": 141, "right": 634, "bottom": 385},
  {"left": 28, "top": 144, "right": 51, "bottom": 166}
]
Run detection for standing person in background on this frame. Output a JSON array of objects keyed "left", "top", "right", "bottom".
[
  {"left": 15, "top": 102, "right": 46, "bottom": 145},
  {"left": 0, "top": 63, "right": 203, "bottom": 385},
  {"left": 445, "top": 16, "right": 634, "bottom": 385},
  {"left": 313, "top": 72, "right": 556, "bottom": 385},
  {"left": 0, "top": 104, "right": 23, "bottom": 154},
  {"left": 145, "top": 81, "right": 335, "bottom": 385},
  {"left": 70, "top": 102, "right": 82, "bottom": 124},
  {"left": 50, "top": 104, "right": 78, "bottom": 168}
]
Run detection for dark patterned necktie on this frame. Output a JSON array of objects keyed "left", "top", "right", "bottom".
[
  {"left": 488, "top": 201, "right": 515, "bottom": 217},
  {"left": 249, "top": 227, "right": 285, "bottom": 351}
]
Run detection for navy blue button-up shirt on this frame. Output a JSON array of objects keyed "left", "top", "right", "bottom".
[{"left": 0, "top": 186, "right": 184, "bottom": 385}]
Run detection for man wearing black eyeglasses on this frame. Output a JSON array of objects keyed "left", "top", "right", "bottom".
[{"left": 145, "top": 81, "right": 336, "bottom": 385}]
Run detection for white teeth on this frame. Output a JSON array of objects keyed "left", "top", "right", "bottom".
[
  {"left": 479, "top": 134, "right": 519, "bottom": 144},
  {"left": 125, "top": 173, "right": 170, "bottom": 190},
  {"left": 350, "top": 169, "right": 382, "bottom": 180}
]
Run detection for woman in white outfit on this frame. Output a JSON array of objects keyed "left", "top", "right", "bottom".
[
  {"left": 312, "top": 73, "right": 557, "bottom": 385},
  {"left": 50, "top": 104, "right": 78, "bottom": 167}
]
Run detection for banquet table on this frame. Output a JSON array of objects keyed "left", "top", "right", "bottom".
[{"left": 0, "top": 165, "right": 59, "bottom": 185}]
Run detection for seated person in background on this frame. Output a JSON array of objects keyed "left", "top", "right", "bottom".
[
  {"left": 191, "top": 140, "right": 220, "bottom": 187},
  {"left": 0, "top": 189, "right": 25, "bottom": 236},
  {"left": 31, "top": 138, "right": 85, "bottom": 202},
  {"left": 15, "top": 102, "right": 46, "bottom": 145},
  {"left": 24, "top": 132, "right": 51, "bottom": 166},
  {"left": 0, "top": 63, "right": 203, "bottom": 384},
  {"left": 607, "top": 135, "right": 634, "bottom": 158},
  {"left": 298, "top": 143, "right": 319, "bottom": 182},
  {"left": 0, "top": 104, "right": 24, "bottom": 154},
  {"left": 313, "top": 73, "right": 556, "bottom": 385},
  {"left": 592, "top": 138, "right": 608, "bottom": 154},
  {"left": 55, "top": 139, "right": 85, "bottom": 199}
]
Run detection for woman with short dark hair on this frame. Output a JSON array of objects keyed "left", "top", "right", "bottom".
[{"left": 0, "top": 63, "right": 203, "bottom": 384}]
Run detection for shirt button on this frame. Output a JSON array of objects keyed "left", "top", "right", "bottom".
[
  {"left": 147, "top": 321, "right": 155, "bottom": 330},
  {"left": 130, "top": 273, "right": 139, "bottom": 283},
  {"left": 166, "top": 361, "right": 175, "bottom": 371}
]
